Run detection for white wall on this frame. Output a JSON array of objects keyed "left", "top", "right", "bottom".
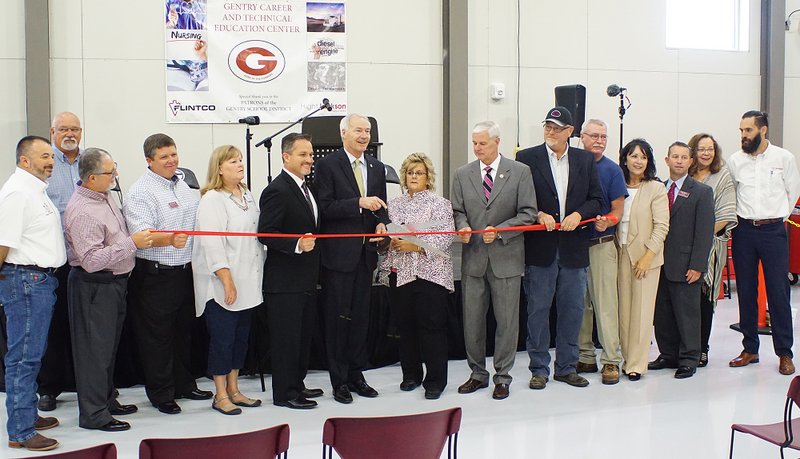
[
  {"left": 786, "top": 0, "right": 800, "bottom": 158},
  {"left": 46, "top": 0, "right": 442, "bottom": 199},
  {"left": 468, "top": 0, "right": 764, "bottom": 179},
  {"left": 0, "top": 0, "right": 28, "bottom": 180}
]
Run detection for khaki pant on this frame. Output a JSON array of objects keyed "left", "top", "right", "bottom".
[
  {"left": 578, "top": 240, "right": 622, "bottom": 365},
  {"left": 618, "top": 245, "right": 661, "bottom": 375}
]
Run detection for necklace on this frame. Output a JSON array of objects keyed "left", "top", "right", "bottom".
[{"left": 228, "top": 191, "right": 248, "bottom": 211}]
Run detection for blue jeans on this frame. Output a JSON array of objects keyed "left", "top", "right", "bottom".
[
  {"left": 1, "top": 265, "right": 57, "bottom": 442},
  {"left": 524, "top": 254, "right": 588, "bottom": 377}
]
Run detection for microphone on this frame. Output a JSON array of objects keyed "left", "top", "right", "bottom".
[
  {"left": 606, "top": 84, "right": 626, "bottom": 97},
  {"left": 238, "top": 116, "right": 260, "bottom": 125},
  {"left": 321, "top": 98, "right": 333, "bottom": 111}
]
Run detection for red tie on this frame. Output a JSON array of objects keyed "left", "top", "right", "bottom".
[{"left": 667, "top": 182, "right": 677, "bottom": 211}]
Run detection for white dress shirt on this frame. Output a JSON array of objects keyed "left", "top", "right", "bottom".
[
  {"left": 728, "top": 141, "right": 800, "bottom": 220},
  {"left": 546, "top": 145, "right": 570, "bottom": 220}
]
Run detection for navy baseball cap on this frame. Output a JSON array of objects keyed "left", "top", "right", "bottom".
[{"left": 543, "top": 106, "right": 573, "bottom": 127}]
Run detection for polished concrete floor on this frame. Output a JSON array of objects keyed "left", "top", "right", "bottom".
[{"left": 4, "top": 284, "right": 799, "bottom": 459}]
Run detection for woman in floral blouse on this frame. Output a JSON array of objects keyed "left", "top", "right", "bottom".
[{"left": 379, "top": 153, "right": 455, "bottom": 400}]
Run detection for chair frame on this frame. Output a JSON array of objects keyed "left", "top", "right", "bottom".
[
  {"left": 730, "top": 376, "right": 800, "bottom": 458},
  {"left": 140, "top": 424, "right": 289, "bottom": 459}
]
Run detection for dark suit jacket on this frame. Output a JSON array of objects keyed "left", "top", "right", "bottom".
[
  {"left": 258, "top": 170, "right": 320, "bottom": 293},
  {"left": 515, "top": 143, "right": 603, "bottom": 268},
  {"left": 313, "top": 149, "right": 390, "bottom": 272},
  {"left": 662, "top": 176, "right": 715, "bottom": 283}
]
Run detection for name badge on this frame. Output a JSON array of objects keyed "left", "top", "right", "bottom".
[
  {"left": 168, "top": 201, "right": 179, "bottom": 208},
  {"left": 678, "top": 190, "right": 690, "bottom": 198}
]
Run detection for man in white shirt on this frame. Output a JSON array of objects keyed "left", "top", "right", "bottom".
[
  {"left": 0, "top": 136, "right": 65, "bottom": 452},
  {"left": 727, "top": 110, "right": 800, "bottom": 375}
]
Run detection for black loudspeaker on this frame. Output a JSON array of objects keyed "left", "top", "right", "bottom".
[{"left": 554, "top": 84, "right": 586, "bottom": 137}]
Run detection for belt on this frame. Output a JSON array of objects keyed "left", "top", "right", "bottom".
[
  {"left": 74, "top": 266, "right": 130, "bottom": 280},
  {"left": 589, "top": 235, "right": 615, "bottom": 247},
  {"left": 2, "top": 263, "right": 58, "bottom": 274},
  {"left": 738, "top": 217, "right": 783, "bottom": 227},
  {"left": 135, "top": 258, "right": 191, "bottom": 272}
]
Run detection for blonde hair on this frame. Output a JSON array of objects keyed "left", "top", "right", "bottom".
[
  {"left": 201, "top": 145, "right": 243, "bottom": 196},
  {"left": 399, "top": 152, "right": 436, "bottom": 192}
]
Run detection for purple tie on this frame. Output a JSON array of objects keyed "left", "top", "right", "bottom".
[
  {"left": 483, "top": 166, "right": 493, "bottom": 201},
  {"left": 667, "top": 182, "right": 677, "bottom": 211}
]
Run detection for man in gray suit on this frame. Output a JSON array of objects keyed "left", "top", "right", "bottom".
[{"left": 451, "top": 120, "right": 537, "bottom": 400}]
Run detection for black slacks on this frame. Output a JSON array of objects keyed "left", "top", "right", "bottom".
[
  {"left": 127, "top": 260, "right": 197, "bottom": 405},
  {"left": 654, "top": 272, "right": 702, "bottom": 367},
  {"left": 38, "top": 263, "right": 74, "bottom": 397},
  {"left": 68, "top": 268, "right": 127, "bottom": 428},
  {"left": 390, "top": 274, "right": 449, "bottom": 392},
  {"left": 266, "top": 290, "right": 315, "bottom": 403},
  {"left": 321, "top": 254, "right": 371, "bottom": 388}
]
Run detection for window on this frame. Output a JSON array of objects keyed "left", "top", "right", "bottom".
[{"left": 666, "top": 0, "right": 749, "bottom": 51}]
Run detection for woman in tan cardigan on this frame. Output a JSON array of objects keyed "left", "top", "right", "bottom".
[{"left": 615, "top": 139, "right": 670, "bottom": 381}]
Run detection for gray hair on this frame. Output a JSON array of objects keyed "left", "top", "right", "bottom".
[
  {"left": 339, "top": 113, "right": 370, "bottom": 135},
  {"left": 78, "top": 148, "right": 112, "bottom": 181},
  {"left": 581, "top": 118, "right": 608, "bottom": 133},
  {"left": 472, "top": 121, "right": 500, "bottom": 139}
]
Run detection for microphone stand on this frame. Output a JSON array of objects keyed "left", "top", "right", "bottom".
[
  {"left": 255, "top": 103, "right": 331, "bottom": 184},
  {"left": 617, "top": 92, "right": 626, "bottom": 154},
  {"left": 245, "top": 126, "right": 253, "bottom": 189}
]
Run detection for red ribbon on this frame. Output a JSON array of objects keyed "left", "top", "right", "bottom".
[{"left": 151, "top": 214, "right": 619, "bottom": 239}]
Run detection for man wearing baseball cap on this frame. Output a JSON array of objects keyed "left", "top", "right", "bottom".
[{"left": 516, "top": 106, "right": 604, "bottom": 390}]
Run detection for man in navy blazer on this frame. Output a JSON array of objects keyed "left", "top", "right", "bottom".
[
  {"left": 313, "top": 114, "right": 390, "bottom": 404},
  {"left": 515, "top": 107, "right": 603, "bottom": 390},
  {"left": 648, "top": 141, "right": 714, "bottom": 379},
  {"left": 258, "top": 133, "right": 323, "bottom": 409}
]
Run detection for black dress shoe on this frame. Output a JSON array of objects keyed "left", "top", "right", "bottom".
[
  {"left": 274, "top": 397, "right": 317, "bottom": 410},
  {"left": 333, "top": 385, "right": 353, "bottom": 404},
  {"left": 153, "top": 401, "right": 181, "bottom": 414},
  {"left": 424, "top": 389, "right": 443, "bottom": 400},
  {"left": 177, "top": 389, "right": 213, "bottom": 400},
  {"left": 648, "top": 356, "right": 679, "bottom": 370},
  {"left": 301, "top": 388, "right": 324, "bottom": 398},
  {"left": 400, "top": 380, "right": 421, "bottom": 391},
  {"left": 698, "top": 352, "right": 709, "bottom": 368},
  {"left": 109, "top": 404, "right": 138, "bottom": 416},
  {"left": 674, "top": 366, "right": 696, "bottom": 379},
  {"left": 94, "top": 419, "right": 130, "bottom": 432},
  {"left": 348, "top": 380, "right": 378, "bottom": 398},
  {"left": 37, "top": 395, "right": 56, "bottom": 412}
]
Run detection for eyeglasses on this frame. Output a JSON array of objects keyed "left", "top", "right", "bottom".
[
  {"left": 95, "top": 162, "right": 118, "bottom": 176},
  {"left": 56, "top": 127, "right": 82, "bottom": 134},
  {"left": 543, "top": 123, "right": 568, "bottom": 133},
  {"left": 583, "top": 133, "right": 608, "bottom": 141},
  {"left": 696, "top": 147, "right": 715, "bottom": 153},
  {"left": 406, "top": 171, "right": 428, "bottom": 177}
]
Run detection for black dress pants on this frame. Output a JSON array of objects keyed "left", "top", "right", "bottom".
[
  {"left": 266, "top": 290, "right": 315, "bottom": 403},
  {"left": 654, "top": 273, "right": 701, "bottom": 367}
]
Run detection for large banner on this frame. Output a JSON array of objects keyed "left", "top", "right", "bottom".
[{"left": 164, "top": 0, "right": 347, "bottom": 123}]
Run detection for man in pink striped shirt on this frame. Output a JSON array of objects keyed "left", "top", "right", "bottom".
[{"left": 63, "top": 148, "right": 152, "bottom": 432}]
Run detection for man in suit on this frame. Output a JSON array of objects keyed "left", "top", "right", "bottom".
[
  {"left": 258, "top": 133, "right": 323, "bottom": 409},
  {"left": 648, "top": 141, "right": 714, "bottom": 379},
  {"left": 452, "top": 120, "right": 537, "bottom": 400},
  {"left": 515, "top": 107, "right": 603, "bottom": 390},
  {"left": 314, "top": 114, "right": 390, "bottom": 404}
]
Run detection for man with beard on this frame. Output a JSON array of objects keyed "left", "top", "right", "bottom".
[
  {"left": 37, "top": 112, "right": 83, "bottom": 412},
  {"left": 727, "top": 110, "right": 800, "bottom": 375},
  {"left": 0, "top": 136, "right": 64, "bottom": 452}
]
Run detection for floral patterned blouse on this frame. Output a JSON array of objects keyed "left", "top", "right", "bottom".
[{"left": 378, "top": 189, "right": 455, "bottom": 292}]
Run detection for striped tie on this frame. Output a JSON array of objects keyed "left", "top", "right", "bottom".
[{"left": 483, "top": 166, "right": 493, "bottom": 201}]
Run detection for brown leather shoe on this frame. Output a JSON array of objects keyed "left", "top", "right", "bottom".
[
  {"left": 492, "top": 383, "right": 510, "bottom": 400},
  {"left": 779, "top": 355, "right": 795, "bottom": 375},
  {"left": 457, "top": 378, "right": 489, "bottom": 394},
  {"left": 8, "top": 433, "right": 59, "bottom": 451},
  {"left": 729, "top": 352, "right": 759, "bottom": 367},
  {"left": 601, "top": 364, "right": 620, "bottom": 385},
  {"left": 576, "top": 362, "right": 598, "bottom": 373},
  {"left": 34, "top": 415, "right": 59, "bottom": 431}
]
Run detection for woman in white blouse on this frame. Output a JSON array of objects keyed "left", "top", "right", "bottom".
[
  {"left": 192, "top": 145, "right": 265, "bottom": 415},
  {"left": 616, "top": 139, "right": 670, "bottom": 381}
]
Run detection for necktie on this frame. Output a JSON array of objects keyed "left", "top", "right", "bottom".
[
  {"left": 667, "top": 182, "right": 677, "bottom": 211},
  {"left": 301, "top": 181, "right": 314, "bottom": 215},
  {"left": 483, "top": 166, "right": 493, "bottom": 201},
  {"left": 353, "top": 159, "right": 365, "bottom": 197}
]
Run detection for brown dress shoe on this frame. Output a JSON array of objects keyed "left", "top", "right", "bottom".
[
  {"left": 492, "top": 383, "right": 510, "bottom": 400},
  {"left": 34, "top": 415, "right": 59, "bottom": 431},
  {"left": 779, "top": 355, "right": 796, "bottom": 375},
  {"left": 8, "top": 433, "right": 59, "bottom": 451},
  {"left": 457, "top": 378, "right": 488, "bottom": 394},
  {"left": 576, "top": 362, "right": 598, "bottom": 373},
  {"left": 729, "top": 352, "right": 759, "bottom": 367},
  {"left": 601, "top": 364, "right": 620, "bottom": 385}
]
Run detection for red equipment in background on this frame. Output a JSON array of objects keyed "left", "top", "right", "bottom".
[{"left": 789, "top": 198, "right": 800, "bottom": 285}]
